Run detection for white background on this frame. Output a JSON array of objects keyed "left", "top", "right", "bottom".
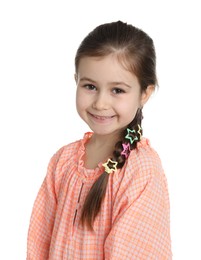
[{"left": 0, "top": 0, "right": 201, "bottom": 259}]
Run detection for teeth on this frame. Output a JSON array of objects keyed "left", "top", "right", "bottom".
[
  {"left": 89, "top": 112, "right": 114, "bottom": 120},
  {"left": 94, "top": 115, "right": 112, "bottom": 119}
]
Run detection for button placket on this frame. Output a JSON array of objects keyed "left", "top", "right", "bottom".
[{"left": 73, "top": 182, "right": 84, "bottom": 227}]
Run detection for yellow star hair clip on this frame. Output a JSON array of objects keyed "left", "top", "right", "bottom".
[
  {"left": 137, "top": 124, "right": 142, "bottom": 140},
  {"left": 102, "top": 159, "right": 118, "bottom": 174},
  {"left": 125, "top": 128, "right": 138, "bottom": 144}
]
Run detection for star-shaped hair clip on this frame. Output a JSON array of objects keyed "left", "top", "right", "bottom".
[
  {"left": 137, "top": 124, "right": 142, "bottom": 140},
  {"left": 125, "top": 128, "right": 138, "bottom": 144},
  {"left": 102, "top": 159, "right": 118, "bottom": 174},
  {"left": 121, "top": 143, "right": 131, "bottom": 158}
]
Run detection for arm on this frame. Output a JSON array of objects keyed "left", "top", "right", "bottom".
[
  {"left": 104, "top": 169, "right": 172, "bottom": 259},
  {"left": 27, "top": 151, "right": 62, "bottom": 260}
]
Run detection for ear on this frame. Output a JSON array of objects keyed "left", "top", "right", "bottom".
[{"left": 140, "top": 85, "right": 155, "bottom": 106}]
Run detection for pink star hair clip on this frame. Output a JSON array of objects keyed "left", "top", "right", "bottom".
[
  {"left": 121, "top": 143, "right": 131, "bottom": 158},
  {"left": 102, "top": 159, "right": 118, "bottom": 174}
]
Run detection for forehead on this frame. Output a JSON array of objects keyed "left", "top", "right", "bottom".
[{"left": 77, "top": 54, "right": 139, "bottom": 85}]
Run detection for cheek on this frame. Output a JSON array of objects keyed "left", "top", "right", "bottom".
[
  {"left": 76, "top": 87, "right": 83, "bottom": 103},
  {"left": 76, "top": 91, "right": 91, "bottom": 115},
  {"left": 76, "top": 90, "right": 83, "bottom": 111},
  {"left": 118, "top": 96, "right": 140, "bottom": 112},
  {"left": 117, "top": 96, "right": 140, "bottom": 121}
]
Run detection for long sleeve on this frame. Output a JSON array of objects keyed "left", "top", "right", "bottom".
[
  {"left": 27, "top": 152, "right": 61, "bottom": 260},
  {"left": 104, "top": 168, "right": 172, "bottom": 260}
]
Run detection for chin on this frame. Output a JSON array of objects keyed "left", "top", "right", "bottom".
[{"left": 90, "top": 127, "right": 120, "bottom": 137}]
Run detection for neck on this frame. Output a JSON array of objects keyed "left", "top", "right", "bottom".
[
  {"left": 90, "top": 132, "right": 121, "bottom": 150},
  {"left": 84, "top": 132, "right": 121, "bottom": 169}
]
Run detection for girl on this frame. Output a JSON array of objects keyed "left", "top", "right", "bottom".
[{"left": 27, "top": 21, "right": 172, "bottom": 259}]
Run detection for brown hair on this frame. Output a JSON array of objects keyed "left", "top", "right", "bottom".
[{"left": 75, "top": 21, "right": 157, "bottom": 229}]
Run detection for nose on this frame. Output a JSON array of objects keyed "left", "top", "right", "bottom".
[{"left": 92, "top": 92, "right": 110, "bottom": 110}]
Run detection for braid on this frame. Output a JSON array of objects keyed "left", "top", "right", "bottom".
[
  {"left": 113, "top": 108, "right": 143, "bottom": 168},
  {"left": 80, "top": 108, "right": 143, "bottom": 230}
]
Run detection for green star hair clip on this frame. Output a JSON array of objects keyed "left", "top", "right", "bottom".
[
  {"left": 125, "top": 128, "right": 138, "bottom": 144},
  {"left": 102, "top": 159, "right": 118, "bottom": 174}
]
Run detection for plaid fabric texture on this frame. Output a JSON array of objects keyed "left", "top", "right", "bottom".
[{"left": 27, "top": 132, "right": 172, "bottom": 259}]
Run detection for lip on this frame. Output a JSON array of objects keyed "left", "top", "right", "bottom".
[{"left": 88, "top": 112, "right": 116, "bottom": 123}]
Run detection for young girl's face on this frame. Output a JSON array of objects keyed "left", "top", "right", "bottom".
[{"left": 75, "top": 54, "right": 152, "bottom": 137}]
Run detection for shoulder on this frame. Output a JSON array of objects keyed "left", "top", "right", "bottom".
[
  {"left": 47, "top": 132, "right": 93, "bottom": 175},
  {"left": 112, "top": 138, "right": 170, "bottom": 225},
  {"left": 45, "top": 138, "right": 83, "bottom": 194},
  {"left": 127, "top": 137, "right": 163, "bottom": 176},
  {"left": 56, "top": 139, "right": 81, "bottom": 160},
  {"left": 122, "top": 138, "right": 167, "bottom": 195},
  {"left": 47, "top": 138, "right": 82, "bottom": 173},
  {"left": 123, "top": 138, "right": 169, "bottom": 200},
  {"left": 53, "top": 132, "right": 93, "bottom": 163}
]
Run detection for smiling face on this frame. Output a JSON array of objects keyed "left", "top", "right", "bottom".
[{"left": 75, "top": 54, "right": 153, "bottom": 139}]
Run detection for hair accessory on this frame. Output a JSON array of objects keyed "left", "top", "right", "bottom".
[
  {"left": 125, "top": 128, "right": 138, "bottom": 144},
  {"left": 121, "top": 143, "right": 131, "bottom": 158},
  {"left": 137, "top": 124, "right": 142, "bottom": 140},
  {"left": 102, "top": 159, "right": 118, "bottom": 174}
]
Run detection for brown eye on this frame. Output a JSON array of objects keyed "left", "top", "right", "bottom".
[
  {"left": 112, "top": 88, "right": 125, "bottom": 94},
  {"left": 84, "top": 84, "right": 97, "bottom": 91}
]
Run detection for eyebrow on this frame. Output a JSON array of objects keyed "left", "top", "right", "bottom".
[
  {"left": 79, "top": 77, "right": 132, "bottom": 88},
  {"left": 79, "top": 77, "right": 97, "bottom": 84},
  {"left": 112, "top": 81, "right": 132, "bottom": 88}
]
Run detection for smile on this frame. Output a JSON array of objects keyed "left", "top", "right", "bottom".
[{"left": 88, "top": 113, "right": 116, "bottom": 123}]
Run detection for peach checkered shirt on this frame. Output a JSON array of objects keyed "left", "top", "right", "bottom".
[{"left": 27, "top": 132, "right": 172, "bottom": 259}]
